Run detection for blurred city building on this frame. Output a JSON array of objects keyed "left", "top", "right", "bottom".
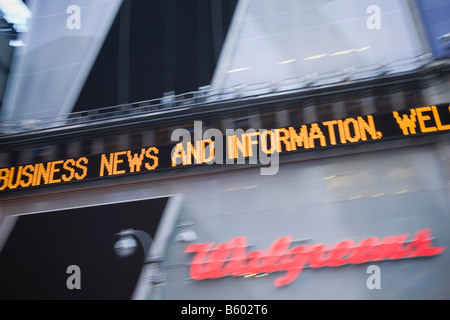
[{"left": 0, "top": 0, "right": 449, "bottom": 299}]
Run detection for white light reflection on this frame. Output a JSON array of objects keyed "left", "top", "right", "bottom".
[
  {"left": 330, "top": 49, "right": 356, "bottom": 56},
  {"left": 356, "top": 46, "right": 371, "bottom": 52},
  {"left": 277, "top": 59, "right": 296, "bottom": 65},
  {"left": 226, "top": 66, "right": 252, "bottom": 73},
  {"left": 304, "top": 54, "right": 328, "bottom": 61},
  {"left": 9, "top": 39, "right": 25, "bottom": 47},
  {"left": 304, "top": 46, "right": 371, "bottom": 61},
  {"left": 0, "top": 0, "right": 31, "bottom": 32},
  {"left": 370, "top": 193, "right": 384, "bottom": 198}
]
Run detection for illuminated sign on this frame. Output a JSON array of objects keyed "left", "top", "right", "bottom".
[
  {"left": 1, "top": 103, "right": 450, "bottom": 192},
  {"left": 185, "top": 228, "right": 445, "bottom": 287}
]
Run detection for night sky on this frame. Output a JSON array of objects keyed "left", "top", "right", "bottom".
[{"left": 73, "top": 0, "right": 237, "bottom": 112}]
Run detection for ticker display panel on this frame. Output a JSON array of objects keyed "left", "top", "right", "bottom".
[{"left": 1, "top": 104, "right": 449, "bottom": 193}]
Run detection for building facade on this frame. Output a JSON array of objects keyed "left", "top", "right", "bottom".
[{"left": 0, "top": 0, "right": 450, "bottom": 299}]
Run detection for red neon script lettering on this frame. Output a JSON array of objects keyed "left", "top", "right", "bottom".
[{"left": 185, "top": 228, "right": 444, "bottom": 287}]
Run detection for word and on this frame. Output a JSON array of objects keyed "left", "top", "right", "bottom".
[{"left": 185, "top": 228, "right": 444, "bottom": 287}]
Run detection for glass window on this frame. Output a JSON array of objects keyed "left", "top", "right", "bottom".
[
  {"left": 211, "top": 0, "right": 429, "bottom": 95},
  {"left": 131, "top": 132, "right": 143, "bottom": 150},
  {"left": 288, "top": 104, "right": 304, "bottom": 126},
  {"left": 81, "top": 140, "right": 92, "bottom": 155},
  {"left": 344, "top": 94, "right": 362, "bottom": 118},
  {"left": 261, "top": 111, "right": 277, "bottom": 129},
  {"left": 316, "top": 96, "right": 334, "bottom": 122}
]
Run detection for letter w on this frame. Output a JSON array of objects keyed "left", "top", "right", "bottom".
[
  {"left": 393, "top": 110, "right": 417, "bottom": 135},
  {"left": 127, "top": 149, "right": 145, "bottom": 172}
]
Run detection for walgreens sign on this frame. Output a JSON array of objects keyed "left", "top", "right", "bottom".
[{"left": 185, "top": 228, "right": 444, "bottom": 287}]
